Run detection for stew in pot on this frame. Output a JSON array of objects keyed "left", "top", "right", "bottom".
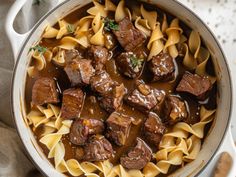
[{"left": 25, "top": 0, "right": 217, "bottom": 176}]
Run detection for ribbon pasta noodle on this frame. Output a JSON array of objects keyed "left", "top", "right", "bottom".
[
  {"left": 59, "top": 36, "right": 83, "bottom": 49},
  {"left": 30, "top": 48, "right": 52, "bottom": 71},
  {"left": 90, "top": 23, "right": 105, "bottom": 46},
  {"left": 140, "top": 4, "right": 157, "bottom": 30},
  {"left": 182, "top": 43, "right": 197, "bottom": 70},
  {"left": 27, "top": 104, "right": 61, "bottom": 133},
  {"left": 74, "top": 16, "right": 93, "bottom": 38},
  {"left": 115, "top": 0, "right": 131, "bottom": 22},
  {"left": 87, "top": 0, "right": 108, "bottom": 17},
  {"left": 134, "top": 4, "right": 157, "bottom": 37},
  {"left": 105, "top": 0, "right": 117, "bottom": 11},
  {"left": 164, "top": 18, "right": 183, "bottom": 58},
  {"left": 147, "top": 24, "right": 164, "bottom": 60},
  {"left": 161, "top": 14, "right": 168, "bottom": 34},
  {"left": 135, "top": 16, "right": 151, "bottom": 37},
  {"left": 51, "top": 47, "right": 67, "bottom": 66},
  {"left": 42, "top": 25, "right": 59, "bottom": 39}
]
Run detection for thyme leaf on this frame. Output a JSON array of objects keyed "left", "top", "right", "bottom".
[
  {"left": 67, "top": 24, "right": 75, "bottom": 33},
  {"left": 130, "top": 55, "right": 144, "bottom": 69},
  {"left": 104, "top": 17, "right": 119, "bottom": 31},
  {"left": 29, "top": 45, "right": 47, "bottom": 54}
]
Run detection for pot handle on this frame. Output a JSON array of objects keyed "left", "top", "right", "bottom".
[
  {"left": 214, "top": 128, "right": 236, "bottom": 176},
  {"left": 5, "top": 0, "right": 31, "bottom": 62}
]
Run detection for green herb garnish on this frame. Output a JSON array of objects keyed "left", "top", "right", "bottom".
[
  {"left": 104, "top": 17, "right": 119, "bottom": 31},
  {"left": 29, "top": 45, "right": 47, "bottom": 54},
  {"left": 67, "top": 24, "right": 75, "bottom": 33},
  {"left": 130, "top": 55, "right": 144, "bottom": 69}
]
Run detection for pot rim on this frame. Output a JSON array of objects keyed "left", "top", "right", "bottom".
[{"left": 10, "top": 0, "right": 233, "bottom": 176}]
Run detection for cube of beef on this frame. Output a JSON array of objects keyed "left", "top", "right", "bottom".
[
  {"left": 84, "top": 135, "right": 113, "bottom": 162},
  {"left": 148, "top": 52, "right": 175, "bottom": 82},
  {"left": 176, "top": 72, "right": 212, "bottom": 100},
  {"left": 64, "top": 59, "right": 95, "bottom": 87},
  {"left": 106, "top": 112, "right": 132, "bottom": 146},
  {"left": 120, "top": 138, "right": 152, "bottom": 170},
  {"left": 126, "top": 81, "right": 166, "bottom": 114},
  {"left": 61, "top": 88, "right": 85, "bottom": 119},
  {"left": 162, "top": 95, "right": 188, "bottom": 125},
  {"left": 99, "top": 84, "right": 127, "bottom": 113},
  {"left": 90, "top": 70, "right": 114, "bottom": 96},
  {"left": 87, "top": 45, "right": 109, "bottom": 70},
  {"left": 64, "top": 49, "right": 84, "bottom": 63},
  {"left": 32, "top": 77, "right": 59, "bottom": 106},
  {"left": 113, "top": 17, "right": 146, "bottom": 52},
  {"left": 116, "top": 52, "right": 144, "bottom": 79},
  {"left": 69, "top": 118, "right": 105, "bottom": 145},
  {"left": 75, "top": 147, "right": 85, "bottom": 161},
  {"left": 144, "top": 112, "right": 166, "bottom": 146}
]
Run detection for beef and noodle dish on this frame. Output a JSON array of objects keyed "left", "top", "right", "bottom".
[{"left": 25, "top": 0, "right": 217, "bottom": 176}]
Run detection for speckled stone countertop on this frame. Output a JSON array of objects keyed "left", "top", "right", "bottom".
[{"left": 179, "top": 0, "right": 236, "bottom": 141}]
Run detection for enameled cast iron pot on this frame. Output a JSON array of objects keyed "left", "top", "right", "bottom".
[{"left": 5, "top": 0, "right": 236, "bottom": 176}]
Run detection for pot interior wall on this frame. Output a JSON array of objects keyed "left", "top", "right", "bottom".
[{"left": 12, "top": 0, "right": 231, "bottom": 176}]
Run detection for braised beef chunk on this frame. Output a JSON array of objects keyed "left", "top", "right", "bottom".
[
  {"left": 99, "top": 84, "right": 127, "bottom": 113},
  {"left": 176, "top": 72, "right": 212, "bottom": 100},
  {"left": 90, "top": 70, "right": 114, "bottom": 96},
  {"left": 87, "top": 45, "right": 109, "bottom": 70},
  {"left": 144, "top": 112, "right": 166, "bottom": 146},
  {"left": 106, "top": 112, "right": 132, "bottom": 146},
  {"left": 69, "top": 119, "right": 88, "bottom": 145},
  {"left": 133, "top": 45, "right": 149, "bottom": 58},
  {"left": 64, "top": 49, "right": 84, "bottom": 63},
  {"left": 69, "top": 118, "right": 104, "bottom": 145},
  {"left": 162, "top": 95, "right": 188, "bottom": 125},
  {"left": 32, "top": 77, "right": 59, "bottom": 106},
  {"left": 75, "top": 147, "right": 85, "bottom": 161},
  {"left": 113, "top": 17, "right": 146, "bottom": 51},
  {"left": 120, "top": 138, "right": 152, "bottom": 170},
  {"left": 116, "top": 52, "right": 144, "bottom": 78},
  {"left": 126, "top": 81, "right": 166, "bottom": 114},
  {"left": 84, "top": 135, "right": 113, "bottom": 162},
  {"left": 61, "top": 88, "right": 85, "bottom": 119},
  {"left": 64, "top": 59, "right": 95, "bottom": 87},
  {"left": 148, "top": 52, "right": 175, "bottom": 82}
]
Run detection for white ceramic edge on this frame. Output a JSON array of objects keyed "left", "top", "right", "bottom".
[
  {"left": 8, "top": 0, "right": 235, "bottom": 176},
  {"left": 5, "top": 0, "right": 32, "bottom": 61}
]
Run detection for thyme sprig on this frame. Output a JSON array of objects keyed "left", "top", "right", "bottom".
[
  {"left": 104, "top": 17, "right": 119, "bottom": 31},
  {"left": 130, "top": 55, "right": 144, "bottom": 69},
  {"left": 29, "top": 45, "right": 47, "bottom": 54}
]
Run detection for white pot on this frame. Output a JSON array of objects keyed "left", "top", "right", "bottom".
[{"left": 5, "top": 0, "right": 236, "bottom": 176}]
